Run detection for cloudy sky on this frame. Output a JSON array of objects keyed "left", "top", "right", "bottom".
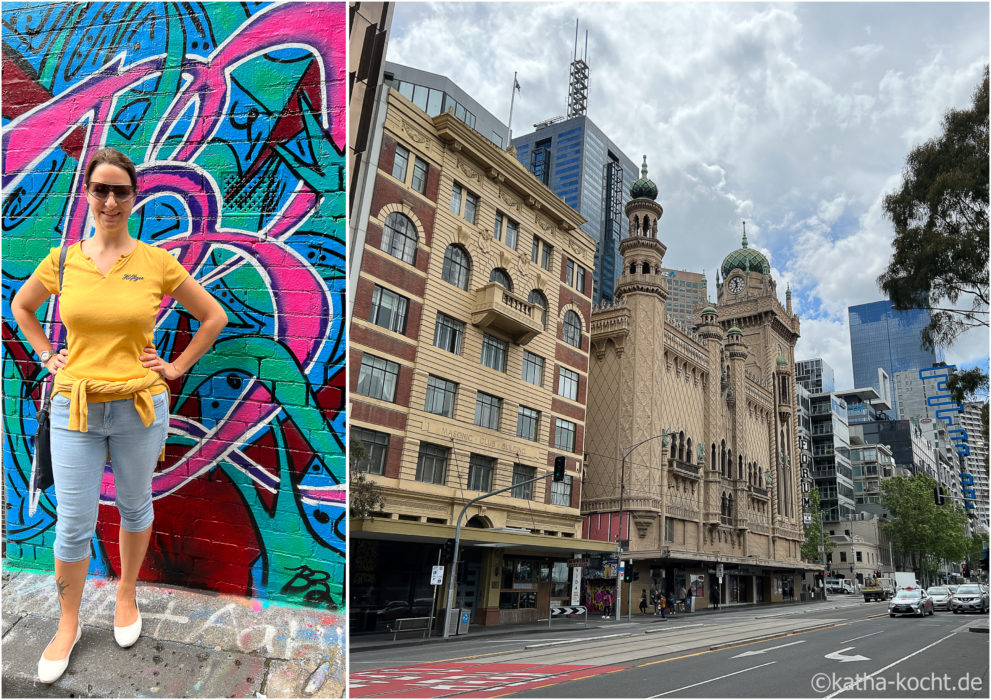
[{"left": 385, "top": 2, "right": 989, "bottom": 391}]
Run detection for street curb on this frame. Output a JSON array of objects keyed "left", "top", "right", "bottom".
[
  {"left": 969, "top": 625, "right": 989, "bottom": 633},
  {"left": 707, "top": 622, "right": 840, "bottom": 651},
  {"left": 350, "top": 624, "right": 608, "bottom": 653}
]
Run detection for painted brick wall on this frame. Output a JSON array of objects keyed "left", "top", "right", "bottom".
[{"left": 1, "top": 1, "right": 346, "bottom": 610}]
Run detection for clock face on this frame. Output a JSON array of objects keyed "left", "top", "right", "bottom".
[{"left": 729, "top": 277, "right": 745, "bottom": 294}]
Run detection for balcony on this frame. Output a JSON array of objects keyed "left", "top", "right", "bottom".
[
  {"left": 748, "top": 484, "right": 769, "bottom": 500},
  {"left": 471, "top": 283, "right": 543, "bottom": 344},
  {"left": 669, "top": 458, "right": 701, "bottom": 479}
]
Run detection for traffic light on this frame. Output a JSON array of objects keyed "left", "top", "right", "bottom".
[
  {"left": 553, "top": 455, "right": 566, "bottom": 482},
  {"left": 623, "top": 563, "right": 633, "bottom": 583},
  {"left": 441, "top": 538, "right": 456, "bottom": 563},
  {"left": 962, "top": 563, "right": 969, "bottom": 578},
  {"left": 934, "top": 486, "right": 945, "bottom": 506}
]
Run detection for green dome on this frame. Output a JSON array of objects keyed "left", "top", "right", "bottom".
[
  {"left": 630, "top": 155, "right": 658, "bottom": 201},
  {"left": 701, "top": 306, "right": 717, "bottom": 316},
  {"left": 727, "top": 326, "right": 743, "bottom": 337},
  {"left": 721, "top": 229, "right": 770, "bottom": 277}
]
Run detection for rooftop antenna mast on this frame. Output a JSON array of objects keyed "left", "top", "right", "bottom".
[{"left": 567, "top": 20, "right": 589, "bottom": 118}]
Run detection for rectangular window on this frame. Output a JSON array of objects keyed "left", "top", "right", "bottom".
[
  {"left": 840, "top": 551, "right": 847, "bottom": 562},
  {"left": 450, "top": 182, "right": 478, "bottom": 224},
  {"left": 566, "top": 258, "right": 586, "bottom": 292},
  {"left": 434, "top": 313, "right": 465, "bottom": 354},
  {"left": 521, "top": 351, "right": 544, "bottom": 386},
  {"left": 664, "top": 517, "right": 675, "bottom": 542},
  {"left": 493, "top": 211, "right": 504, "bottom": 242},
  {"left": 416, "top": 442, "right": 448, "bottom": 484},
  {"left": 474, "top": 391, "right": 502, "bottom": 430},
  {"left": 464, "top": 190, "right": 479, "bottom": 224},
  {"left": 424, "top": 375, "right": 457, "bottom": 417},
  {"left": 352, "top": 427, "right": 389, "bottom": 475},
  {"left": 512, "top": 464, "right": 536, "bottom": 499},
  {"left": 531, "top": 236, "right": 553, "bottom": 270},
  {"left": 558, "top": 367, "right": 579, "bottom": 401},
  {"left": 554, "top": 418, "right": 577, "bottom": 452},
  {"left": 480, "top": 334, "right": 508, "bottom": 372},
  {"left": 357, "top": 354, "right": 399, "bottom": 402},
  {"left": 392, "top": 144, "right": 409, "bottom": 181},
  {"left": 369, "top": 285, "right": 409, "bottom": 333},
  {"left": 450, "top": 182, "right": 463, "bottom": 216},
  {"left": 550, "top": 475, "right": 572, "bottom": 506},
  {"left": 516, "top": 405, "right": 540, "bottom": 441},
  {"left": 467, "top": 454, "right": 494, "bottom": 492},
  {"left": 411, "top": 157, "right": 428, "bottom": 194}
]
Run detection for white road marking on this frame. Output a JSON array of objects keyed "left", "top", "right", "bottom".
[
  {"left": 840, "top": 630, "right": 883, "bottom": 644},
  {"left": 648, "top": 661, "right": 777, "bottom": 697},
  {"left": 824, "top": 631, "right": 958, "bottom": 699},
  {"left": 824, "top": 646, "right": 870, "bottom": 662},
  {"left": 731, "top": 640, "right": 806, "bottom": 658}
]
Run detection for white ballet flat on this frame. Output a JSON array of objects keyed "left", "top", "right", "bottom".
[
  {"left": 38, "top": 624, "right": 82, "bottom": 684},
  {"left": 113, "top": 606, "right": 142, "bottom": 648}
]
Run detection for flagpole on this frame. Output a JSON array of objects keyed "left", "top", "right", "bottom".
[{"left": 507, "top": 71, "right": 519, "bottom": 148}]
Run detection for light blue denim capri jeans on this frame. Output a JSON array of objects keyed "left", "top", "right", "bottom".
[{"left": 49, "top": 391, "right": 170, "bottom": 562}]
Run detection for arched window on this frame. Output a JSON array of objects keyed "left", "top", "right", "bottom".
[
  {"left": 630, "top": 262, "right": 637, "bottom": 274},
  {"left": 670, "top": 436, "right": 677, "bottom": 459},
  {"left": 562, "top": 310, "right": 582, "bottom": 348},
  {"left": 678, "top": 431, "right": 686, "bottom": 462},
  {"left": 489, "top": 267, "right": 513, "bottom": 291},
  {"left": 711, "top": 443, "right": 717, "bottom": 471},
  {"left": 528, "top": 290, "right": 548, "bottom": 328},
  {"left": 686, "top": 437, "right": 693, "bottom": 464},
  {"left": 381, "top": 212, "right": 418, "bottom": 264},
  {"left": 738, "top": 455, "right": 743, "bottom": 480},
  {"left": 720, "top": 492, "right": 727, "bottom": 516},
  {"left": 441, "top": 244, "right": 471, "bottom": 290},
  {"left": 642, "top": 262, "right": 651, "bottom": 274}
]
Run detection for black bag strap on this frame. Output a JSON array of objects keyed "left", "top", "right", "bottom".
[{"left": 42, "top": 244, "right": 70, "bottom": 409}]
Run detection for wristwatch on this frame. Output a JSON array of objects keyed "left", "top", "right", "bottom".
[{"left": 40, "top": 350, "right": 55, "bottom": 365}]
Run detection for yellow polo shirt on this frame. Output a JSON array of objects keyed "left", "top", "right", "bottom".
[{"left": 34, "top": 240, "right": 189, "bottom": 412}]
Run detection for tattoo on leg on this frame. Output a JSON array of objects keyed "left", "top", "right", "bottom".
[{"left": 55, "top": 576, "right": 69, "bottom": 600}]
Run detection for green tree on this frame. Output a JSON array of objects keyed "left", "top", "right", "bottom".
[
  {"left": 880, "top": 474, "right": 971, "bottom": 582},
  {"left": 349, "top": 437, "right": 384, "bottom": 520},
  {"left": 801, "top": 487, "right": 834, "bottom": 563},
  {"left": 878, "top": 66, "right": 989, "bottom": 352}
]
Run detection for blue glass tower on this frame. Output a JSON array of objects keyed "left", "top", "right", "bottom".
[
  {"left": 512, "top": 116, "right": 637, "bottom": 304},
  {"left": 848, "top": 300, "right": 940, "bottom": 417}
]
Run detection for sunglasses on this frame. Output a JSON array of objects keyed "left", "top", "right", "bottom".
[{"left": 86, "top": 182, "right": 136, "bottom": 202}]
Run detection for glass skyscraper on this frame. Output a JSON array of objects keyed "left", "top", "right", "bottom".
[
  {"left": 512, "top": 116, "right": 637, "bottom": 304},
  {"left": 848, "top": 300, "right": 939, "bottom": 418}
]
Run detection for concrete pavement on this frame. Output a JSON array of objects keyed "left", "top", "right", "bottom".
[{"left": 1, "top": 568, "right": 345, "bottom": 698}]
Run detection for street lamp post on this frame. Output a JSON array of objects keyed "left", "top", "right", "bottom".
[{"left": 618, "top": 430, "right": 673, "bottom": 622}]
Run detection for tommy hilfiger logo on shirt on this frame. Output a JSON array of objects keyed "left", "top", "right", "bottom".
[{"left": 122, "top": 274, "right": 145, "bottom": 282}]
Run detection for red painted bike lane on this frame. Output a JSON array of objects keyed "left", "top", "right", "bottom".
[{"left": 350, "top": 661, "right": 629, "bottom": 697}]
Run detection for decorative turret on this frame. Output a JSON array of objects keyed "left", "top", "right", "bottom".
[
  {"left": 617, "top": 154, "right": 667, "bottom": 301},
  {"left": 721, "top": 222, "right": 770, "bottom": 277},
  {"left": 630, "top": 155, "right": 659, "bottom": 201},
  {"left": 786, "top": 284, "right": 792, "bottom": 314},
  {"left": 726, "top": 325, "right": 748, "bottom": 361}
]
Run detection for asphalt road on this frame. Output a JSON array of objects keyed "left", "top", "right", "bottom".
[{"left": 350, "top": 602, "right": 989, "bottom": 698}]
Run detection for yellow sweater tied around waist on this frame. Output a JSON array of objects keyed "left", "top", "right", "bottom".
[{"left": 53, "top": 369, "right": 168, "bottom": 460}]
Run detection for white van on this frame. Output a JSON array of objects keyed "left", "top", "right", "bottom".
[{"left": 825, "top": 578, "right": 855, "bottom": 594}]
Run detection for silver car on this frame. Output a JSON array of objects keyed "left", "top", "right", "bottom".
[
  {"left": 888, "top": 588, "right": 934, "bottom": 617},
  {"left": 927, "top": 586, "right": 951, "bottom": 611},
  {"left": 950, "top": 584, "right": 990, "bottom": 613}
]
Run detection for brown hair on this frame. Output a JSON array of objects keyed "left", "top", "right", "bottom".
[{"left": 84, "top": 148, "right": 138, "bottom": 189}]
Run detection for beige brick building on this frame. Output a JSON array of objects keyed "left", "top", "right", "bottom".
[
  {"left": 349, "top": 88, "right": 613, "bottom": 633},
  {"left": 583, "top": 161, "right": 815, "bottom": 609}
]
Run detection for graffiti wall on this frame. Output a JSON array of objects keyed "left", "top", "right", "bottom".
[{"left": 2, "top": 1, "right": 346, "bottom": 609}]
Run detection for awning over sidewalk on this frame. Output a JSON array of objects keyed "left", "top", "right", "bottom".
[{"left": 352, "top": 518, "right": 617, "bottom": 556}]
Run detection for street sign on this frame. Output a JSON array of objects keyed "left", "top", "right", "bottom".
[
  {"left": 804, "top": 513, "right": 813, "bottom": 525},
  {"left": 571, "top": 567, "right": 582, "bottom": 605},
  {"left": 431, "top": 565, "right": 444, "bottom": 585},
  {"left": 716, "top": 564, "right": 724, "bottom": 578},
  {"left": 818, "top": 545, "right": 824, "bottom": 554}
]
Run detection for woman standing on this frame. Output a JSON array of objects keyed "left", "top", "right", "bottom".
[{"left": 11, "top": 148, "right": 227, "bottom": 683}]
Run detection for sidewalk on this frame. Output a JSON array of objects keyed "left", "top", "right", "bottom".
[
  {"left": 351, "top": 595, "right": 851, "bottom": 653},
  {"left": 1, "top": 568, "right": 345, "bottom": 698}
]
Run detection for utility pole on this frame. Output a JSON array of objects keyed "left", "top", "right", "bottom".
[{"left": 618, "top": 430, "right": 673, "bottom": 622}]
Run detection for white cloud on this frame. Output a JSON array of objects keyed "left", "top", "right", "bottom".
[{"left": 388, "top": 2, "right": 988, "bottom": 378}]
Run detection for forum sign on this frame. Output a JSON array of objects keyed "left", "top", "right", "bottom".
[{"left": 919, "top": 366, "right": 976, "bottom": 510}]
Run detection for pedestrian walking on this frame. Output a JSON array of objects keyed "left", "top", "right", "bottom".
[
  {"left": 601, "top": 590, "right": 613, "bottom": 618},
  {"left": 710, "top": 585, "right": 720, "bottom": 609},
  {"left": 658, "top": 591, "right": 667, "bottom": 618},
  {"left": 686, "top": 585, "right": 693, "bottom": 612},
  {"left": 12, "top": 147, "right": 227, "bottom": 684},
  {"left": 639, "top": 589, "right": 648, "bottom": 615}
]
